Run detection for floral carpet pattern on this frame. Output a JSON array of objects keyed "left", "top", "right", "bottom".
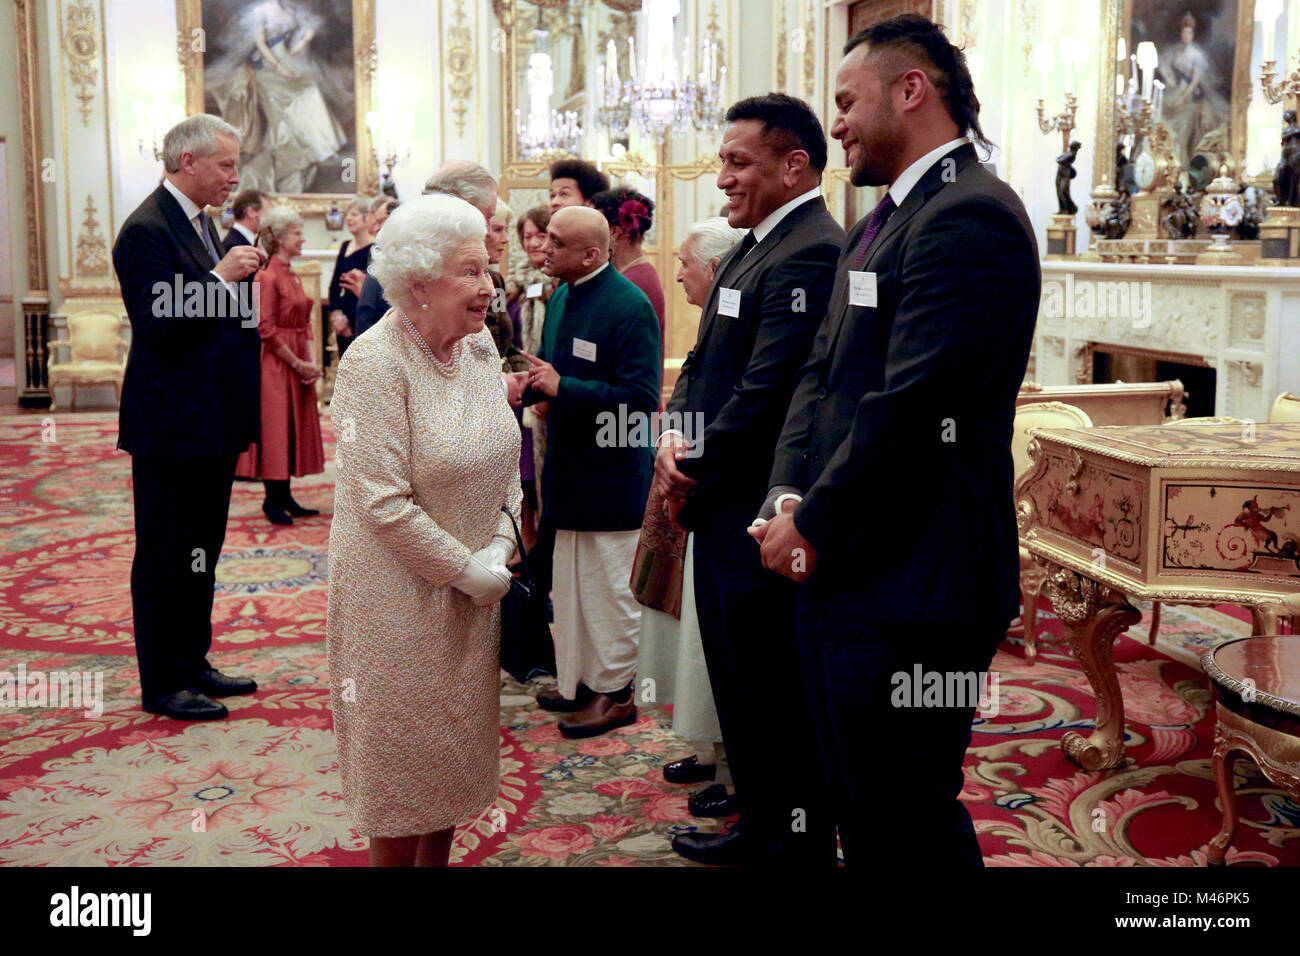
[{"left": 0, "top": 414, "right": 1297, "bottom": 866}]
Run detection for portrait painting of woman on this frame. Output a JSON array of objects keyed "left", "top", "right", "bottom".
[{"left": 199, "top": 0, "right": 357, "bottom": 194}]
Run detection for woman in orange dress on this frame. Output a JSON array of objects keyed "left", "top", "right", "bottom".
[{"left": 235, "top": 206, "right": 325, "bottom": 524}]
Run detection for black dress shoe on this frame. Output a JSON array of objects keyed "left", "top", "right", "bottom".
[
  {"left": 688, "top": 784, "right": 741, "bottom": 818},
  {"left": 143, "top": 689, "right": 228, "bottom": 720},
  {"left": 535, "top": 682, "right": 594, "bottom": 713},
  {"left": 664, "top": 755, "right": 717, "bottom": 784},
  {"left": 672, "top": 828, "right": 749, "bottom": 866},
  {"left": 194, "top": 668, "right": 258, "bottom": 697},
  {"left": 262, "top": 501, "right": 293, "bottom": 525},
  {"left": 284, "top": 497, "right": 319, "bottom": 517}
]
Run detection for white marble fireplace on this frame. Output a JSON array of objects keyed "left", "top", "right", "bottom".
[{"left": 1033, "top": 261, "right": 1300, "bottom": 422}]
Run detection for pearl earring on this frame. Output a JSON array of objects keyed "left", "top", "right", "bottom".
[{"left": 421, "top": 302, "right": 429, "bottom": 310}]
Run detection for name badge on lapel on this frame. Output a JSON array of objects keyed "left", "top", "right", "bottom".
[
  {"left": 573, "top": 337, "right": 597, "bottom": 361},
  {"left": 526, "top": 282, "right": 543, "bottom": 299},
  {"left": 718, "top": 287, "right": 742, "bottom": 317},
  {"left": 848, "top": 271, "right": 878, "bottom": 308}
]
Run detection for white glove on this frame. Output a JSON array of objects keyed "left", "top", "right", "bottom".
[
  {"left": 451, "top": 553, "right": 512, "bottom": 606},
  {"left": 482, "top": 535, "right": 517, "bottom": 568}
]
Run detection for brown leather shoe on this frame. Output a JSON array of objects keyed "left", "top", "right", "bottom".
[
  {"left": 558, "top": 693, "right": 637, "bottom": 738},
  {"left": 535, "top": 683, "right": 594, "bottom": 713}
]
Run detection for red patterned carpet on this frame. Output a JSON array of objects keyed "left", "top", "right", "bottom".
[{"left": 0, "top": 414, "right": 1297, "bottom": 866}]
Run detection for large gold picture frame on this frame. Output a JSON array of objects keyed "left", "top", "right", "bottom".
[
  {"left": 1098, "top": 0, "right": 1255, "bottom": 187},
  {"left": 176, "top": 0, "right": 379, "bottom": 214}
]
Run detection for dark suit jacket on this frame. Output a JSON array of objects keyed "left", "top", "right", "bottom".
[
  {"left": 526, "top": 265, "right": 661, "bottom": 532},
  {"left": 667, "top": 196, "right": 844, "bottom": 532},
  {"left": 769, "top": 143, "right": 1040, "bottom": 622},
  {"left": 222, "top": 225, "right": 254, "bottom": 253},
  {"left": 113, "top": 184, "right": 260, "bottom": 459},
  {"left": 352, "top": 274, "right": 391, "bottom": 338}
]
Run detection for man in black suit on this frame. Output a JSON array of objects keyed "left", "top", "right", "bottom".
[
  {"left": 114, "top": 114, "right": 266, "bottom": 720},
  {"left": 656, "top": 94, "right": 844, "bottom": 866},
  {"left": 752, "top": 15, "right": 1040, "bottom": 866},
  {"left": 222, "top": 189, "right": 269, "bottom": 252}
]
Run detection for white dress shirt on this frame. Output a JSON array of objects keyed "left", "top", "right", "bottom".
[
  {"left": 887, "top": 137, "right": 970, "bottom": 208},
  {"left": 231, "top": 221, "right": 258, "bottom": 245},
  {"left": 572, "top": 261, "right": 609, "bottom": 287},
  {"left": 747, "top": 184, "right": 823, "bottom": 251},
  {"left": 162, "top": 177, "right": 233, "bottom": 293}
]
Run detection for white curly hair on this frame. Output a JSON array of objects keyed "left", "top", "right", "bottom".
[{"left": 367, "top": 193, "right": 487, "bottom": 316}]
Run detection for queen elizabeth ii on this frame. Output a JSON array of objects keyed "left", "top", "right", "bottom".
[{"left": 326, "top": 193, "right": 522, "bottom": 867}]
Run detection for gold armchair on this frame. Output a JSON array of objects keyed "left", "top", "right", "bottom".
[
  {"left": 47, "top": 311, "right": 129, "bottom": 410},
  {"left": 1010, "top": 400, "right": 1094, "bottom": 663}
]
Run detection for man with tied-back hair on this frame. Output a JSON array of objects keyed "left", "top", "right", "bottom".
[
  {"left": 520, "top": 206, "right": 661, "bottom": 738},
  {"left": 752, "top": 14, "right": 1040, "bottom": 866}
]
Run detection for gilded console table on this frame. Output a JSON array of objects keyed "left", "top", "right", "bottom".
[{"left": 1016, "top": 422, "right": 1300, "bottom": 770}]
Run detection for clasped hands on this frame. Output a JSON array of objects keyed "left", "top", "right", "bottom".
[
  {"left": 451, "top": 538, "right": 516, "bottom": 606},
  {"left": 654, "top": 437, "right": 816, "bottom": 581}
]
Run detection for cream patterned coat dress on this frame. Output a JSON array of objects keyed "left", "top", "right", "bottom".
[{"left": 326, "top": 313, "right": 522, "bottom": 838}]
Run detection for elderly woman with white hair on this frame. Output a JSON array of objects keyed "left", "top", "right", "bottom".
[
  {"left": 635, "top": 216, "right": 743, "bottom": 788},
  {"left": 326, "top": 192, "right": 522, "bottom": 867},
  {"left": 235, "top": 204, "right": 325, "bottom": 524}
]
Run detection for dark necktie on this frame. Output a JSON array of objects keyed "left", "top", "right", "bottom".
[
  {"left": 721, "top": 231, "right": 757, "bottom": 280},
  {"left": 850, "top": 194, "right": 897, "bottom": 270},
  {"left": 196, "top": 214, "right": 221, "bottom": 266}
]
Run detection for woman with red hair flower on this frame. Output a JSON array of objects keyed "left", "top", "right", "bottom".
[{"left": 591, "top": 188, "right": 666, "bottom": 385}]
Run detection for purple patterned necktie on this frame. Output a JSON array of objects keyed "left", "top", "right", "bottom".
[{"left": 850, "top": 194, "right": 897, "bottom": 270}]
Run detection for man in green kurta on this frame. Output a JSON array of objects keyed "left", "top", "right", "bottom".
[{"left": 521, "top": 207, "right": 661, "bottom": 737}]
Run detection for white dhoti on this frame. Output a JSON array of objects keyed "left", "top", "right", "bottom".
[{"left": 553, "top": 528, "right": 641, "bottom": 698}]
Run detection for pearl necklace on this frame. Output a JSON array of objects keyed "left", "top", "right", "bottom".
[{"left": 399, "top": 310, "right": 459, "bottom": 378}]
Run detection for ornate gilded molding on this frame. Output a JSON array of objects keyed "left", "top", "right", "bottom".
[
  {"left": 447, "top": 0, "right": 475, "bottom": 138},
  {"left": 75, "top": 195, "right": 109, "bottom": 277},
  {"left": 63, "top": 0, "right": 100, "bottom": 126},
  {"left": 15, "top": 0, "right": 47, "bottom": 293},
  {"left": 960, "top": 0, "right": 977, "bottom": 49},
  {"left": 1024, "top": 427, "right": 1300, "bottom": 473},
  {"left": 775, "top": 3, "right": 788, "bottom": 92},
  {"left": 802, "top": 0, "right": 816, "bottom": 101},
  {"left": 1017, "top": 0, "right": 1034, "bottom": 78},
  {"left": 1203, "top": 651, "right": 1300, "bottom": 718}
]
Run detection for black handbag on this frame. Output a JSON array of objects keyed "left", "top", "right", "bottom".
[{"left": 498, "top": 507, "right": 555, "bottom": 684}]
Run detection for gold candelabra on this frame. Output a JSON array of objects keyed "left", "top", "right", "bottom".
[
  {"left": 1036, "top": 93, "right": 1078, "bottom": 153},
  {"left": 1260, "top": 59, "right": 1300, "bottom": 107}
]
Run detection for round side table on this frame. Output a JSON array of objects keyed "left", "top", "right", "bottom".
[{"left": 1201, "top": 634, "right": 1300, "bottom": 866}]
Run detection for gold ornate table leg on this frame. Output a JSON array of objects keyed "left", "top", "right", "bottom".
[
  {"left": 1042, "top": 564, "right": 1142, "bottom": 770},
  {"left": 1206, "top": 727, "right": 1240, "bottom": 866},
  {"left": 1251, "top": 604, "right": 1282, "bottom": 636}
]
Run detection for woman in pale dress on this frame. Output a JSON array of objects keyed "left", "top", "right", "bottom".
[
  {"left": 636, "top": 218, "right": 742, "bottom": 786},
  {"left": 326, "top": 194, "right": 521, "bottom": 867}
]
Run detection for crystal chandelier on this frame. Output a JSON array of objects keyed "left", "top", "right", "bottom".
[
  {"left": 596, "top": 0, "right": 726, "bottom": 143},
  {"left": 515, "top": 15, "right": 584, "bottom": 159}
]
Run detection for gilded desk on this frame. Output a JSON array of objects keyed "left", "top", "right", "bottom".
[{"left": 1015, "top": 422, "right": 1300, "bottom": 770}]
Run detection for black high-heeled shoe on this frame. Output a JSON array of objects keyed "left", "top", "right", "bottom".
[
  {"left": 262, "top": 500, "right": 293, "bottom": 525},
  {"left": 284, "top": 497, "right": 319, "bottom": 517}
]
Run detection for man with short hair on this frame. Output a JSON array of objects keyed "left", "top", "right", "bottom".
[
  {"left": 656, "top": 93, "right": 844, "bottom": 866},
  {"left": 520, "top": 207, "right": 660, "bottom": 737},
  {"left": 222, "top": 189, "right": 270, "bottom": 251},
  {"left": 548, "top": 158, "right": 609, "bottom": 213},
  {"left": 113, "top": 114, "right": 265, "bottom": 720},
  {"left": 752, "top": 14, "right": 1041, "bottom": 866}
]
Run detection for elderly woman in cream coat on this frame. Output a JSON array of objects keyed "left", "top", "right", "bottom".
[{"left": 327, "top": 193, "right": 521, "bottom": 867}]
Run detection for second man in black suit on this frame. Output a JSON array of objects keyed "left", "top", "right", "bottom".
[
  {"left": 222, "top": 189, "right": 270, "bottom": 252},
  {"left": 657, "top": 94, "right": 844, "bottom": 866}
]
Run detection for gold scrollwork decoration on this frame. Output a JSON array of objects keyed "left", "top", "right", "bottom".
[
  {"left": 447, "top": 0, "right": 475, "bottom": 138},
  {"left": 63, "top": 0, "right": 100, "bottom": 126},
  {"left": 75, "top": 194, "right": 109, "bottom": 277}
]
